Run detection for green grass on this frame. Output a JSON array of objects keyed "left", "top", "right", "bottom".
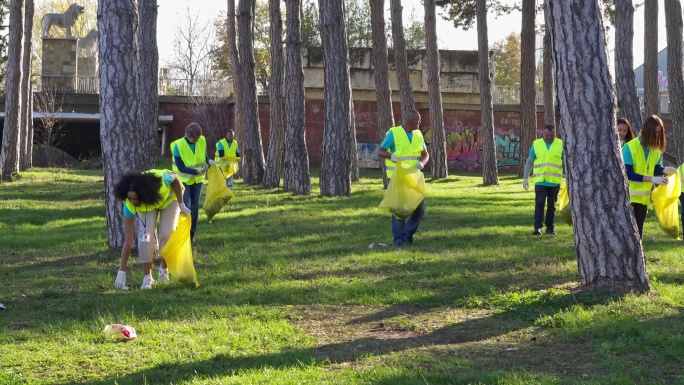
[{"left": 2, "top": 167, "right": 684, "bottom": 384}]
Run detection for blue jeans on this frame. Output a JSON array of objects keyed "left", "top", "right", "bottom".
[
  {"left": 183, "top": 182, "right": 203, "bottom": 233},
  {"left": 225, "top": 175, "right": 234, "bottom": 189},
  {"left": 391, "top": 200, "right": 425, "bottom": 245}
]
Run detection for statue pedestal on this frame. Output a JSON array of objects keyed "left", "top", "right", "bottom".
[
  {"left": 77, "top": 57, "right": 98, "bottom": 93},
  {"left": 41, "top": 38, "right": 77, "bottom": 92}
]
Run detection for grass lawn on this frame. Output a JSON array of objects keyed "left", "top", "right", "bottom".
[{"left": 2, "top": 166, "right": 684, "bottom": 384}]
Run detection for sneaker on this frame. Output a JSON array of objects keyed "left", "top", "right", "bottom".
[
  {"left": 532, "top": 228, "right": 543, "bottom": 236},
  {"left": 158, "top": 268, "right": 169, "bottom": 282},
  {"left": 140, "top": 274, "right": 155, "bottom": 290},
  {"left": 190, "top": 230, "right": 195, "bottom": 245},
  {"left": 546, "top": 230, "right": 557, "bottom": 235}
]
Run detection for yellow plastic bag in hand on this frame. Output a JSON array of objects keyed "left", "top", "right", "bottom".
[
  {"left": 219, "top": 156, "right": 240, "bottom": 178},
  {"left": 558, "top": 181, "right": 572, "bottom": 225},
  {"left": 160, "top": 213, "right": 199, "bottom": 287},
  {"left": 378, "top": 162, "right": 425, "bottom": 219},
  {"left": 203, "top": 165, "right": 235, "bottom": 222},
  {"left": 652, "top": 171, "right": 682, "bottom": 239}
]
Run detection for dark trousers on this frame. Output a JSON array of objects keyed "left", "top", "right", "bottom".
[
  {"left": 680, "top": 195, "right": 684, "bottom": 239},
  {"left": 632, "top": 203, "right": 648, "bottom": 240},
  {"left": 391, "top": 200, "right": 425, "bottom": 245},
  {"left": 183, "top": 182, "right": 203, "bottom": 233},
  {"left": 534, "top": 184, "right": 560, "bottom": 232}
]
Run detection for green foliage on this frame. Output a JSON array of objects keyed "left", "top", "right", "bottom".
[
  {"left": 2, "top": 168, "right": 684, "bottom": 383},
  {"left": 492, "top": 32, "right": 521, "bottom": 87},
  {"left": 435, "top": 0, "right": 520, "bottom": 30}
]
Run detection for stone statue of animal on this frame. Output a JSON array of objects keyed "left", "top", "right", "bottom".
[
  {"left": 77, "top": 29, "right": 98, "bottom": 57},
  {"left": 41, "top": 3, "right": 85, "bottom": 38}
]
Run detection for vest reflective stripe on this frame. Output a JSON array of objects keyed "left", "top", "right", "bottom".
[
  {"left": 124, "top": 169, "right": 179, "bottom": 215},
  {"left": 170, "top": 136, "right": 207, "bottom": 185},
  {"left": 384, "top": 126, "right": 424, "bottom": 178},
  {"left": 626, "top": 138, "right": 661, "bottom": 205},
  {"left": 678, "top": 163, "right": 684, "bottom": 188},
  {"left": 532, "top": 138, "right": 563, "bottom": 185},
  {"left": 215, "top": 138, "right": 238, "bottom": 161}
]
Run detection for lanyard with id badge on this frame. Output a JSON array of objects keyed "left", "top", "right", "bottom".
[{"left": 136, "top": 210, "right": 153, "bottom": 257}]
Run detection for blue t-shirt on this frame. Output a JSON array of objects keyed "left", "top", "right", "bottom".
[
  {"left": 622, "top": 137, "right": 664, "bottom": 181},
  {"left": 529, "top": 141, "right": 564, "bottom": 187},
  {"left": 381, "top": 129, "right": 428, "bottom": 153},
  {"left": 123, "top": 172, "right": 175, "bottom": 218},
  {"left": 173, "top": 138, "right": 208, "bottom": 176}
]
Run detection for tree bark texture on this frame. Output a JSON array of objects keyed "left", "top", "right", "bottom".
[
  {"left": 318, "top": 0, "right": 352, "bottom": 196},
  {"left": 98, "top": 0, "right": 145, "bottom": 250},
  {"left": 350, "top": 106, "right": 359, "bottom": 182},
  {"left": 19, "top": 0, "right": 33, "bottom": 171},
  {"left": 1, "top": 0, "right": 24, "bottom": 182},
  {"left": 137, "top": 0, "right": 159, "bottom": 165},
  {"left": 424, "top": 0, "right": 447, "bottom": 179},
  {"left": 543, "top": 19, "right": 555, "bottom": 126},
  {"left": 237, "top": 0, "right": 265, "bottom": 184},
  {"left": 476, "top": 0, "right": 498, "bottom": 186},
  {"left": 615, "top": 0, "right": 642, "bottom": 133},
  {"left": 547, "top": 0, "right": 649, "bottom": 293},
  {"left": 283, "top": 0, "right": 311, "bottom": 195},
  {"left": 227, "top": 0, "right": 245, "bottom": 161},
  {"left": 665, "top": 0, "right": 684, "bottom": 163},
  {"left": 370, "top": 0, "right": 393, "bottom": 188},
  {"left": 644, "top": 0, "right": 659, "bottom": 116},
  {"left": 390, "top": 0, "right": 415, "bottom": 114},
  {"left": 518, "top": 0, "right": 536, "bottom": 177},
  {"left": 263, "top": 0, "right": 286, "bottom": 188}
]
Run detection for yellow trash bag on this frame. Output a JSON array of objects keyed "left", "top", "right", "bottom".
[
  {"left": 160, "top": 213, "right": 199, "bottom": 287},
  {"left": 203, "top": 165, "right": 235, "bottom": 222},
  {"left": 219, "top": 156, "right": 240, "bottom": 178},
  {"left": 652, "top": 170, "right": 681, "bottom": 239},
  {"left": 558, "top": 182, "right": 572, "bottom": 225},
  {"left": 378, "top": 162, "right": 425, "bottom": 219}
]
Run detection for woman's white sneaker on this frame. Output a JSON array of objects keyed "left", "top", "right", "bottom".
[
  {"left": 158, "top": 268, "right": 170, "bottom": 282},
  {"left": 140, "top": 274, "right": 155, "bottom": 290}
]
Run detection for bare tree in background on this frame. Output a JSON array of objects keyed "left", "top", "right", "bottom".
[
  {"left": 518, "top": 0, "right": 536, "bottom": 178},
  {"left": 643, "top": 0, "right": 658, "bottom": 116},
  {"left": 390, "top": 0, "right": 415, "bottom": 114},
  {"left": 263, "top": 0, "right": 286, "bottom": 188},
  {"left": 476, "top": 0, "right": 498, "bottom": 186},
  {"left": 19, "top": 0, "right": 33, "bottom": 170},
  {"left": 137, "top": 0, "right": 159, "bottom": 165},
  {"left": 424, "top": 0, "right": 447, "bottom": 178},
  {"left": 370, "top": 0, "right": 393, "bottom": 188},
  {"left": 187, "top": 95, "right": 233, "bottom": 152},
  {"left": 283, "top": 0, "right": 311, "bottom": 195},
  {"left": 615, "top": 0, "right": 642, "bottom": 132},
  {"left": 547, "top": 0, "right": 649, "bottom": 292},
  {"left": 1, "top": 0, "right": 24, "bottom": 182}
]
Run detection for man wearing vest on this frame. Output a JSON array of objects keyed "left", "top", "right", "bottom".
[
  {"left": 522, "top": 125, "right": 563, "bottom": 236},
  {"left": 378, "top": 109, "right": 430, "bottom": 246},
  {"left": 171, "top": 122, "right": 218, "bottom": 243},
  {"left": 215, "top": 129, "right": 239, "bottom": 189}
]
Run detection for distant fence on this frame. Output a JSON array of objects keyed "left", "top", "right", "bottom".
[
  {"left": 492, "top": 85, "right": 544, "bottom": 105},
  {"left": 38, "top": 76, "right": 233, "bottom": 97}
]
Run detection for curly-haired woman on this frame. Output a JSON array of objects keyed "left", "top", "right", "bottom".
[{"left": 113, "top": 170, "right": 191, "bottom": 290}]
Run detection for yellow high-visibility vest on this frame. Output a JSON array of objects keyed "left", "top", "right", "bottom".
[
  {"left": 384, "top": 126, "right": 424, "bottom": 179},
  {"left": 532, "top": 138, "right": 563, "bottom": 185},
  {"left": 626, "top": 138, "right": 661, "bottom": 205},
  {"left": 215, "top": 138, "right": 238, "bottom": 160},
  {"left": 171, "top": 136, "right": 207, "bottom": 185}
]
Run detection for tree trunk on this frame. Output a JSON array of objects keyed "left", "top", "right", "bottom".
[
  {"left": 138, "top": 0, "right": 159, "bottom": 166},
  {"left": 476, "top": 0, "right": 498, "bottom": 186},
  {"left": 237, "top": 0, "right": 265, "bottom": 184},
  {"left": 99, "top": 0, "right": 146, "bottom": 250},
  {"left": 350, "top": 106, "right": 359, "bottom": 181},
  {"left": 543, "top": 16, "right": 555, "bottom": 127},
  {"left": 518, "top": 0, "right": 536, "bottom": 177},
  {"left": 547, "top": 0, "right": 649, "bottom": 293},
  {"left": 370, "top": 0, "right": 393, "bottom": 188},
  {"left": 262, "top": 0, "right": 286, "bottom": 188},
  {"left": 1, "top": 0, "right": 24, "bottom": 182},
  {"left": 318, "top": 0, "right": 352, "bottom": 197},
  {"left": 19, "top": 0, "right": 32, "bottom": 171},
  {"left": 227, "top": 0, "right": 244, "bottom": 163},
  {"left": 615, "top": 0, "right": 642, "bottom": 133},
  {"left": 283, "top": 0, "right": 311, "bottom": 195},
  {"left": 644, "top": 0, "right": 659, "bottom": 116},
  {"left": 390, "top": 0, "right": 414, "bottom": 114},
  {"left": 424, "top": 0, "right": 447, "bottom": 179},
  {"left": 665, "top": 0, "right": 684, "bottom": 163}
]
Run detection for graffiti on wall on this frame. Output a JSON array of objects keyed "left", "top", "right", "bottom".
[{"left": 445, "top": 121, "right": 520, "bottom": 171}]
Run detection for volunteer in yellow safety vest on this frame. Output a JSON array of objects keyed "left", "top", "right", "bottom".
[
  {"left": 113, "top": 169, "right": 191, "bottom": 290},
  {"left": 215, "top": 129, "right": 239, "bottom": 189},
  {"left": 377, "top": 109, "right": 430, "bottom": 246},
  {"left": 622, "top": 115, "right": 675, "bottom": 239},
  {"left": 617, "top": 118, "right": 636, "bottom": 149},
  {"left": 522, "top": 124, "right": 563, "bottom": 236},
  {"left": 171, "top": 122, "right": 218, "bottom": 243}
]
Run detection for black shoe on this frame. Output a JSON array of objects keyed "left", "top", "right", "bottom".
[
  {"left": 532, "top": 228, "right": 542, "bottom": 236},
  {"left": 546, "top": 230, "right": 557, "bottom": 235},
  {"left": 190, "top": 231, "right": 195, "bottom": 244}
]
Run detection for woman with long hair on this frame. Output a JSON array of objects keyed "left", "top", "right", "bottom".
[{"left": 617, "top": 117, "right": 636, "bottom": 148}]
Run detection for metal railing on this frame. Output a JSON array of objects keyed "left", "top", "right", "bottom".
[
  {"left": 492, "top": 85, "right": 545, "bottom": 105},
  {"left": 38, "top": 75, "right": 233, "bottom": 97}
]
